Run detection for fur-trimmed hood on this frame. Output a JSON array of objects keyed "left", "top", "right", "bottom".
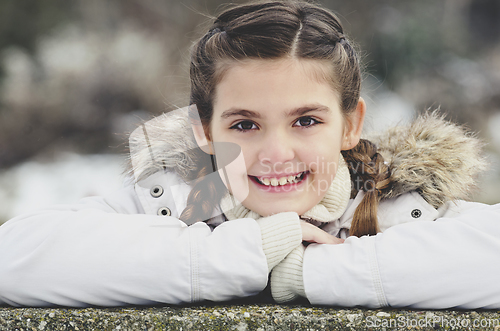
[
  {"left": 369, "top": 111, "right": 487, "bottom": 208},
  {"left": 128, "top": 107, "right": 488, "bottom": 209}
]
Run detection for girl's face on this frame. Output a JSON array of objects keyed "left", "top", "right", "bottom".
[{"left": 206, "top": 59, "right": 364, "bottom": 216}]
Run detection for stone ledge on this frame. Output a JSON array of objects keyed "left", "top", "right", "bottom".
[{"left": 1, "top": 304, "right": 500, "bottom": 331}]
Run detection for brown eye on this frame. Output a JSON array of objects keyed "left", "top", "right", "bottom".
[
  {"left": 231, "top": 120, "right": 258, "bottom": 131},
  {"left": 294, "top": 116, "right": 320, "bottom": 127},
  {"left": 240, "top": 121, "right": 254, "bottom": 130}
]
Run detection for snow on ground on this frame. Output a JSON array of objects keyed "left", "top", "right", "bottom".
[{"left": 0, "top": 153, "right": 126, "bottom": 223}]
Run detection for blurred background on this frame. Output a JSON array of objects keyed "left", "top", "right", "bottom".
[{"left": 1, "top": 0, "right": 499, "bottom": 223}]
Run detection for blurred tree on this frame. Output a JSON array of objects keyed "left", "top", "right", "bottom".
[
  {"left": 469, "top": 0, "right": 500, "bottom": 46},
  {"left": 0, "top": 0, "right": 498, "bottom": 171},
  {"left": 0, "top": 0, "right": 77, "bottom": 54}
]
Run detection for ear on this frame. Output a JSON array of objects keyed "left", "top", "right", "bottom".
[
  {"left": 341, "top": 97, "right": 366, "bottom": 150},
  {"left": 191, "top": 120, "right": 214, "bottom": 154}
]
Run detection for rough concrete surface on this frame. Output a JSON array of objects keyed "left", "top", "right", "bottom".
[{"left": 1, "top": 304, "right": 500, "bottom": 331}]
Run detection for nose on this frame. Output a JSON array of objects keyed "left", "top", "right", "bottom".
[{"left": 257, "top": 129, "right": 295, "bottom": 167}]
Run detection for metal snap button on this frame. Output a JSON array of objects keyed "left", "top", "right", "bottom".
[
  {"left": 157, "top": 207, "right": 171, "bottom": 217},
  {"left": 150, "top": 185, "right": 164, "bottom": 198},
  {"left": 411, "top": 209, "right": 422, "bottom": 218}
]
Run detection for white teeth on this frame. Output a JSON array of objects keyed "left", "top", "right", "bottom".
[{"left": 257, "top": 172, "right": 305, "bottom": 186}]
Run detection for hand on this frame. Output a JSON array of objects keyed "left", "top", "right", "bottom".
[{"left": 300, "top": 221, "right": 344, "bottom": 245}]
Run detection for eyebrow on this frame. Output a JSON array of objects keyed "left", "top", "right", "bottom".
[
  {"left": 287, "top": 105, "right": 330, "bottom": 117},
  {"left": 220, "top": 108, "right": 262, "bottom": 119},
  {"left": 220, "top": 104, "right": 330, "bottom": 119}
]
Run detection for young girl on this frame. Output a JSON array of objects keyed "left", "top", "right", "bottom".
[{"left": 1, "top": 0, "right": 499, "bottom": 308}]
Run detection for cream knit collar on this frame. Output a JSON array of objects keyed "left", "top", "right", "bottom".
[{"left": 220, "top": 155, "right": 351, "bottom": 223}]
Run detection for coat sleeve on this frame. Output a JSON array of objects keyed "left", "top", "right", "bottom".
[
  {"left": 0, "top": 186, "right": 269, "bottom": 307},
  {"left": 303, "top": 201, "right": 500, "bottom": 309}
]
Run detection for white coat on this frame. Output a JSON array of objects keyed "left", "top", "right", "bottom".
[{"left": 0, "top": 109, "right": 499, "bottom": 308}]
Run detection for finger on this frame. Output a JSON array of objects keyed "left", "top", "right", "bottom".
[
  {"left": 313, "top": 231, "right": 344, "bottom": 245},
  {"left": 301, "top": 222, "right": 343, "bottom": 245}
]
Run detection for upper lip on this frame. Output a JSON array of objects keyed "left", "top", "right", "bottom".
[{"left": 250, "top": 171, "right": 307, "bottom": 178}]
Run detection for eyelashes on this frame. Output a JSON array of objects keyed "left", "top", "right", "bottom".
[
  {"left": 293, "top": 117, "right": 319, "bottom": 127},
  {"left": 230, "top": 116, "right": 323, "bottom": 132},
  {"left": 230, "top": 120, "right": 258, "bottom": 132}
]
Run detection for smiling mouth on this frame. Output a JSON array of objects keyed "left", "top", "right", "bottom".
[{"left": 250, "top": 171, "right": 309, "bottom": 187}]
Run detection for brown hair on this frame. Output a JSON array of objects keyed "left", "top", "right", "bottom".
[{"left": 180, "top": 0, "right": 391, "bottom": 237}]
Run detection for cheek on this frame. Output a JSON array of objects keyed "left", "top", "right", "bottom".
[
  {"left": 301, "top": 142, "right": 341, "bottom": 174},
  {"left": 218, "top": 150, "right": 249, "bottom": 202},
  {"left": 232, "top": 141, "right": 259, "bottom": 170},
  {"left": 311, "top": 155, "right": 341, "bottom": 197}
]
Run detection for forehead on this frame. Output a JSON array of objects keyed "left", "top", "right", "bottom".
[{"left": 213, "top": 58, "right": 340, "bottom": 114}]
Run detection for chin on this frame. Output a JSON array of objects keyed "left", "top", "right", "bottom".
[{"left": 249, "top": 204, "right": 306, "bottom": 217}]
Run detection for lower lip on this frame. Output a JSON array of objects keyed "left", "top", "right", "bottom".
[{"left": 249, "top": 172, "right": 309, "bottom": 193}]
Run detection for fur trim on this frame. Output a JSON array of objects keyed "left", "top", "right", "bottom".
[
  {"left": 128, "top": 107, "right": 199, "bottom": 182},
  {"left": 369, "top": 111, "right": 488, "bottom": 208},
  {"left": 128, "top": 108, "right": 488, "bottom": 208}
]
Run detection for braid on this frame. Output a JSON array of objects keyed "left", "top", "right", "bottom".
[
  {"left": 341, "top": 139, "right": 392, "bottom": 237},
  {"left": 179, "top": 152, "right": 227, "bottom": 225}
]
